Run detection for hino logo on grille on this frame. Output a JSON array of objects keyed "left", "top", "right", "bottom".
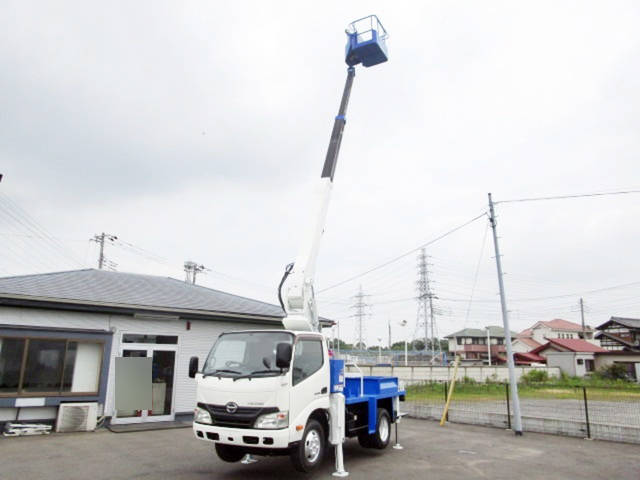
[{"left": 225, "top": 402, "right": 238, "bottom": 414}]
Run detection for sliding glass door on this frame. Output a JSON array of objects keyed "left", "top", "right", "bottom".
[{"left": 113, "top": 338, "right": 177, "bottom": 424}]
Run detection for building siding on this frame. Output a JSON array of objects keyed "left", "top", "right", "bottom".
[{"left": 0, "top": 306, "right": 278, "bottom": 417}]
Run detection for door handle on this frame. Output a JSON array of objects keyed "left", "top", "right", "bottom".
[{"left": 315, "top": 387, "right": 328, "bottom": 395}]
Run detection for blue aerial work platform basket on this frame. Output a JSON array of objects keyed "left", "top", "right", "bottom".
[{"left": 345, "top": 15, "right": 389, "bottom": 68}]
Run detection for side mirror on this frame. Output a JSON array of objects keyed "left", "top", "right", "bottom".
[
  {"left": 189, "top": 356, "right": 199, "bottom": 378},
  {"left": 276, "top": 343, "right": 292, "bottom": 369}
]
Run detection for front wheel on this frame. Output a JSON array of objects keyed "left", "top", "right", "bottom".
[
  {"left": 215, "top": 443, "right": 246, "bottom": 463},
  {"left": 290, "top": 419, "right": 325, "bottom": 472}
]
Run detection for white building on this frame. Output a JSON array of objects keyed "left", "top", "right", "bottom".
[
  {"left": 531, "top": 338, "right": 607, "bottom": 377},
  {"left": 0, "top": 269, "right": 330, "bottom": 428},
  {"left": 512, "top": 319, "right": 597, "bottom": 353}
]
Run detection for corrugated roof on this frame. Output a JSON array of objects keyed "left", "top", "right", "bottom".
[
  {"left": 0, "top": 269, "right": 284, "bottom": 320},
  {"left": 514, "top": 352, "right": 546, "bottom": 363},
  {"left": 534, "top": 338, "right": 608, "bottom": 353},
  {"left": 445, "top": 326, "right": 517, "bottom": 338}
]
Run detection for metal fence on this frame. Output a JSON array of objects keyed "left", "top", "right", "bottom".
[{"left": 404, "top": 382, "right": 640, "bottom": 444}]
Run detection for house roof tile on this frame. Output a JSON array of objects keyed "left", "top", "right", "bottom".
[
  {"left": 0, "top": 269, "right": 287, "bottom": 321},
  {"left": 533, "top": 338, "right": 607, "bottom": 353}
]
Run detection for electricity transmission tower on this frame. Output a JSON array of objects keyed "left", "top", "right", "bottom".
[
  {"left": 351, "top": 285, "right": 369, "bottom": 350},
  {"left": 184, "top": 261, "right": 207, "bottom": 284},
  {"left": 416, "top": 248, "right": 439, "bottom": 362},
  {"left": 91, "top": 233, "right": 118, "bottom": 270}
]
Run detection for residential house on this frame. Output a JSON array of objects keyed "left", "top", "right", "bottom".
[
  {"left": 445, "top": 326, "right": 516, "bottom": 364},
  {"left": 595, "top": 317, "right": 640, "bottom": 352},
  {"left": 512, "top": 319, "right": 597, "bottom": 353},
  {"left": 530, "top": 338, "right": 607, "bottom": 377}
]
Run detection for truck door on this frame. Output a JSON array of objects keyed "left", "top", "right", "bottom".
[{"left": 290, "top": 338, "right": 328, "bottom": 428}]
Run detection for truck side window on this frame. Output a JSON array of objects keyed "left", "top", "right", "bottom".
[{"left": 292, "top": 340, "right": 323, "bottom": 386}]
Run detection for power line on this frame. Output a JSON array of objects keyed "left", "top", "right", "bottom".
[
  {"left": 495, "top": 189, "right": 640, "bottom": 205},
  {"left": 319, "top": 212, "right": 487, "bottom": 293},
  {"left": 0, "top": 194, "right": 85, "bottom": 268},
  {"left": 464, "top": 221, "right": 490, "bottom": 328}
]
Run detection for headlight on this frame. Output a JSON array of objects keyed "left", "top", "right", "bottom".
[
  {"left": 194, "top": 407, "right": 212, "bottom": 425},
  {"left": 254, "top": 411, "right": 288, "bottom": 429}
]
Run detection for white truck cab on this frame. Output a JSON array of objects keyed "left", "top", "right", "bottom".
[
  {"left": 190, "top": 330, "right": 331, "bottom": 471},
  {"left": 189, "top": 328, "right": 404, "bottom": 473}
]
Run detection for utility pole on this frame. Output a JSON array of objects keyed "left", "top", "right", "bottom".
[
  {"left": 184, "top": 261, "right": 206, "bottom": 285},
  {"left": 388, "top": 318, "right": 392, "bottom": 349},
  {"left": 488, "top": 192, "right": 523, "bottom": 435},
  {"left": 579, "top": 297, "right": 586, "bottom": 339},
  {"left": 91, "top": 233, "right": 117, "bottom": 269},
  {"left": 351, "top": 285, "right": 369, "bottom": 350}
]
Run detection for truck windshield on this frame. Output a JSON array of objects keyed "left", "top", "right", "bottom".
[{"left": 203, "top": 331, "right": 293, "bottom": 378}]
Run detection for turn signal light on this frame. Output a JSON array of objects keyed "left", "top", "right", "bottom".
[{"left": 296, "top": 425, "right": 304, "bottom": 431}]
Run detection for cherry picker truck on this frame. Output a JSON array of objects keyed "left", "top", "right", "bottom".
[{"left": 188, "top": 16, "right": 405, "bottom": 476}]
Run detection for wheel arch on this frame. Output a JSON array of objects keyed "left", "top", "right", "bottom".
[
  {"left": 308, "top": 408, "right": 329, "bottom": 438},
  {"left": 377, "top": 397, "right": 394, "bottom": 422}
]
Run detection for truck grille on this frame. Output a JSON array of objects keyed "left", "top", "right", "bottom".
[{"left": 197, "top": 403, "right": 278, "bottom": 429}]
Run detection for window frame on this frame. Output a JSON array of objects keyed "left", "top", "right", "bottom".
[
  {"left": 0, "top": 335, "right": 105, "bottom": 398},
  {"left": 291, "top": 336, "right": 324, "bottom": 386}
]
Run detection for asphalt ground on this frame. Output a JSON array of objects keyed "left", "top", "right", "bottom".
[{"left": 1, "top": 418, "right": 639, "bottom": 480}]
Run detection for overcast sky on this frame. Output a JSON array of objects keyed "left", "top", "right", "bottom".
[{"left": 2, "top": 1, "right": 640, "bottom": 346}]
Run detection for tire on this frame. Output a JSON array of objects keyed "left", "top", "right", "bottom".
[
  {"left": 215, "top": 443, "right": 246, "bottom": 463},
  {"left": 358, "top": 408, "right": 391, "bottom": 450},
  {"left": 357, "top": 431, "right": 373, "bottom": 448},
  {"left": 290, "top": 419, "right": 325, "bottom": 473}
]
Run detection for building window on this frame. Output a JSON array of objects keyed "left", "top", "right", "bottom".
[
  {"left": 576, "top": 359, "right": 584, "bottom": 365},
  {"left": 0, "top": 338, "right": 25, "bottom": 394},
  {"left": 0, "top": 336, "right": 103, "bottom": 397},
  {"left": 585, "top": 359, "right": 594, "bottom": 372},
  {"left": 457, "top": 337, "right": 462, "bottom": 345}
]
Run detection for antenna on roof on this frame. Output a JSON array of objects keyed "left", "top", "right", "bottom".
[{"left": 184, "top": 261, "right": 208, "bottom": 284}]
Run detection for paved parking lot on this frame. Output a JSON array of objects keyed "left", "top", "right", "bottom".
[{"left": 1, "top": 418, "right": 639, "bottom": 480}]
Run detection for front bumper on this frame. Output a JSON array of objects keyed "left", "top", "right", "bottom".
[{"left": 193, "top": 422, "right": 291, "bottom": 449}]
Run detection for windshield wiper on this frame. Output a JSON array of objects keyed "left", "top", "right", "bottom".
[
  {"left": 203, "top": 369, "right": 241, "bottom": 378},
  {"left": 232, "top": 369, "right": 281, "bottom": 381}
]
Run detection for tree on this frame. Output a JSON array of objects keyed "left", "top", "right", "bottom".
[
  {"left": 412, "top": 339, "right": 425, "bottom": 351},
  {"left": 330, "top": 338, "right": 353, "bottom": 350}
]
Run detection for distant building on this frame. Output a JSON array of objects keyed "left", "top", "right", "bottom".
[
  {"left": 512, "top": 319, "right": 597, "bottom": 353},
  {"left": 530, "top": 338, "right": 607, "bottom": 377},
  {"left": 595, "top": 317, "right": 640, "bottom": 352},
  {"left": 445, "top": 326, "right": 516, "bottom": 364}
]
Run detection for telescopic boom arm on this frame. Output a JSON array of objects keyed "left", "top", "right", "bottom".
[
  {"left": 280, "top": 15, "right": 388, "bottom": 332},
  {"left": 281, "top": 67, "right": 356, "bottom": 332}
]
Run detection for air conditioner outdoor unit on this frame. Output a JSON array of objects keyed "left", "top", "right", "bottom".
[{"left": 56, "top": 402, "right": 98, "bottom": 433}]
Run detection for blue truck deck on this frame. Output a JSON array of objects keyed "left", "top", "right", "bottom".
[{"left": 330, "top": 360, "right": 406, "bottom": 434}]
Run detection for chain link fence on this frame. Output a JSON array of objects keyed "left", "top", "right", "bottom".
[{"left": 404, "top": 382, "right": 640, "bottom": 444}]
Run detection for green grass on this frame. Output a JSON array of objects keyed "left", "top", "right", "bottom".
[{"left": 406, "top": 380, "right": 640, "bottom": 402}]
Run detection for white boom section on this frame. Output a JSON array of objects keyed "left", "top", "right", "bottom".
[{"left": 282, "top": 177, "right": 333, "bottom": 331}]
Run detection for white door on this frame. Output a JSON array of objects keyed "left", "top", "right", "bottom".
[
  {"left": 289, "top": 337, "right": 328, "bottom": 426},
  {"left": 112, "top": 345, "right": 177, "bottom": 424}
]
